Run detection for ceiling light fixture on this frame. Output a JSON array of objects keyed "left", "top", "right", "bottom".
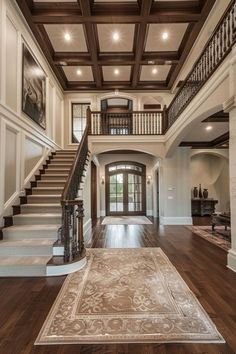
[
  {"left": 76, "top": 69, "right": 82, "bottom": 76},
  {"left": 206, "top": 125, "right": 213, "bottom": 131},
  {"left": 64, "top": 32, "right": 71, "bottom": 41},
  {"left": 112, "top": 32, "right": 120, "bottom": 42},
  {"left": 152, "top": 67, "right": 158, "bottom": 74},
  {"left": 162, "top": 32, "right": 169, "bottom": 40},
  {"left": 114, "top": 69, "right": 120, "bottom": 75}
]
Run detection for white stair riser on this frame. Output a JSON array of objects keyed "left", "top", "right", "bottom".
[
  {"left": 40, "top": 175, "right": 68, "bottom": 180},
  {"left": 0, "top": 245, "right": 52, "bottom": 256},
  {"left": 13, "top": 215, "right": 61, "bottom": 225},
  {"left": 3, "top": 228, "right": 58, "bottom": 240},
  {"left": 37, "top": 181, "right": 66, "bottom": 187},
  {"left": 27, "top": 196, "right": 61, "bottom": 203},
  {"left": 49, "top": 160, "right": 73, "bottom": 165},
  {"left": 44, "top": 170, "right": 70, "bottom": 175},
  {"left": 21, "top": 205, "right": 61, "bottom": 213},
  {"left": 32, "top": 188, "right": 63, "bottom": 195},
  {"left": 0, "top": 265, "right": 46, "bottom": 277},
  {"left": 47, "top": 164, "right": 72, "bottom": 169}
]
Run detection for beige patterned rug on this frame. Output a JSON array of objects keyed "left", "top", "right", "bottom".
[
  {"left": 35, "top": 248, "right": 224, "bottom": 345},
  {"left": 102, "top": 216, "right": 152, "bottom": 225}
]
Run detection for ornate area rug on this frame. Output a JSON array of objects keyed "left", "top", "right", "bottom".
[
  {"left": 187, "top": 226, "right": 231, "bottom": 251},
  {"left": 101, "top": 216, "right": 152, "bottom": 225},
  {"left": 35, "top": 248, "right": 224, "bottom": 345}
]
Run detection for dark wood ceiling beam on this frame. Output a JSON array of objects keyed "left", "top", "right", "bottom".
[
  {"left": 167, "top": 0, "right": 217, "bottom": 89},
  {"left": 79, "top": 0, "right": 102, "bottom": 88},
  {"left": 66, "top": 81, "right": 167, "bottom": 91},
  {"left": 180, "top": 132, "right": 229, "bottom": 149},
  {"left": 53, "top": 52, "right": 180, "bottom": 66},
  {"left": 131, "top": 0, "right": 153, "bottom": 88}
]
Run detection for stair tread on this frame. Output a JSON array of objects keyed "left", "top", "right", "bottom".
[
  {"left": 21, "top": 203, "right": 61, "bottom": 207},
  {"left": 0, "top": 255, "right": 51, "bottom": 265},
  {"left": 33, "top": 187, "right": 63, "bottom": 190},
  {"left": 0, "top": 239, "right": 55, "bottom": 247},
  {"left": 14, "top": 213, "right": 61, "bottom": 218},
  {"left": 28, "top": 194, "right": 61, "bottom": 197},
  {"left": 4, "top": 224, "right": 60, "bottom": 231}
]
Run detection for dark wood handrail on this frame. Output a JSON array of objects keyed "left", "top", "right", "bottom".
[
  {"left": 166, "top": 0, "right": 236, "bottom": 130},
  {"left": 61, "top": 126, "right": 88, "bottom": 203},
  {"left": 91, "top": 110, "right": 164, "bottom": 114},
  {"left": 59, "top": 125, "right": 89, "bottom": 262}
]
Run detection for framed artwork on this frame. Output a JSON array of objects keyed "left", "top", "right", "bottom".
[{"left": 22, "top": 43, "right": 46, "bottom": 129}]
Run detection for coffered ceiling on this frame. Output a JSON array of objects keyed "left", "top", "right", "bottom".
[{"left": 16, "top": 0, "right": 217, "bottom": 91}]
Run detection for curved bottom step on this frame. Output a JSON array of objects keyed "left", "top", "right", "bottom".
[{"left": 47, "top": 254, "right": 87, "bottom": 276}]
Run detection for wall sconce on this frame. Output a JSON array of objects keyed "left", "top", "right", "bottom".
[
  {"left": 101, "top": 176, "right": 105, "bottom": 185},
  {"left": 147, "top": 175, "right": 152, "bottom": 184}
]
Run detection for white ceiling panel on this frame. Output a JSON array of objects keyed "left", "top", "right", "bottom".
[
  {"left": 102, "top": 66, "right": 131, "bottom": 81},
  {"left": 44, "top": 24, "right": 88, "bottom": 52},
  {"left": 183, "top": 122, "right": 229, "bottom": 142},
  {"left": 63, "top": 66, "right": 94, "bottom": 82},
  {"left": 145, "top": 23, "right": 188, "bottom": 52},
  {"left": 97, "top": 24, "right": 135, "bottom": 52},
  {"left": 140, "top": 65, "right": 171, "bottom": 81}
]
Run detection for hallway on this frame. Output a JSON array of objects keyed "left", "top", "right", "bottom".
[{"left": 0, "top": 220, "right": 236, "bottom": 354}]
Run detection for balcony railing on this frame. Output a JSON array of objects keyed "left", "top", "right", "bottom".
[
  {"left": 167, "top": 0, "right": 236, "bottom": 130},
  {"left": 87, "top": 109, "right": 166, "bottom": 135}
]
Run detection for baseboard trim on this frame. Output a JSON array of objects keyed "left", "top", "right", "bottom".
[
  {"left": 227, "top": 249, "right": 236, "bottom": 273},
  {"left": 160, "top": 216, "right": 193, "bottom": 225}
]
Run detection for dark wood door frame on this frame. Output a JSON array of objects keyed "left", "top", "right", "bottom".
[
  {"left": 91, "top": 161, "right": 97, "bottom": 225},
  {"left": 105, "top": 161, "right": 146, "bottom": 216}
]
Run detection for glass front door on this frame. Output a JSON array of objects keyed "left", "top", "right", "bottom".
[{"left": 106, "top": 162, "right": 146, "bottom": 216}]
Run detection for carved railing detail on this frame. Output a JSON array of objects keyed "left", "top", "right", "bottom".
[
  {"left": 59, "top": 126, "right": 89, "bottom": 262},
  {"left": 167, "top": 0, "right": 236, "bottom": 129},
  {"left": 89, "top": 110, "right": 165, "bottom": 135}
]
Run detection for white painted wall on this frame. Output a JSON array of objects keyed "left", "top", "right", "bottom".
[
  {"left": 95, "top": 153, "right": 159, "bottom": 217},
  {"left": 190, "top": 152, "right": 230, "bottom": 212},
  {"left": 0, "top": 0, "right": 64, "bottom": 225},
  {"left": 159, "top": 147, "right": 192, "bottom": 225}
]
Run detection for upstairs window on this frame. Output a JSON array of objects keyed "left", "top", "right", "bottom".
[{"left": 72, "top": 103, "right": 90, "bottom": 143}]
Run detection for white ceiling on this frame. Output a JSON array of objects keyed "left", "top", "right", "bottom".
[
  {"left": 140, "top": 65, "right": 171, "bottom": 81},
  {"left": 183, "top": 122, "right": 229, "bottom": 142},
  {"left": 102, "top": 66, "right": 131, "bottom": 81},
  {"left": 145, "top": 23, "right": 188, "bottom": 52},
  {"left": 44, "top": 24, "right": 88, "bottom": 52},
  {"left": 63, "top": 66, "right": 94, "bottom": 82},
  {"left": 97, "top": 24, "right": 135, "bottom": 52}
]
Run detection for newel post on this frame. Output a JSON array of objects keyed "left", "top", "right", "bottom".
[
  {"left": 162, "top": 105, "right": 168, "bottom": 134},
  {"left": 87, "top": 106, "right": 91, "bottom": 134}
]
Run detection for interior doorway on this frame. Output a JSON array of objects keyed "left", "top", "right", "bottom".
[{"left": 105, "top": 161, "right": 146, "bottom": 216}]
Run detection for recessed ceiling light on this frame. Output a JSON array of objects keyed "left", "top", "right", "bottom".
[
  {"left": 162, "top": 32, "right": 169, "bottom": 40},
  {"left": 64, "top": 32, "right": 71, "bottom": 41},
  {"left": 114, "top": 69, "right": 120, "bottom": 75},
  {"left": 152, "top": 68, "right": 158, "bottom": 75},
  {"left": 206, "top": 125, "right": 213, "bottom": 131},
  {"left": 76, "top": 69, "right": 82, "bottom": 76},
  {"left": 112, "top": 32, "right": 120, "bottom": 42}
]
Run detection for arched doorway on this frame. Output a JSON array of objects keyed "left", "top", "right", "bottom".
[{"left": 105, "top": 161, "right": 146, "bottom": 216}]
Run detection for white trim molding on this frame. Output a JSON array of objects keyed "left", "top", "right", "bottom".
[
  {"left": 160, "top": 216, "right": 193, "bottom": 225},
  {"left": 227, "top": 249, "right": 236, "bottom": 273}
]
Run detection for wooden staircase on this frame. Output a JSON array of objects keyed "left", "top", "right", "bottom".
[{"left": 0, "top": 149, "right": 88, "bottom": 277}]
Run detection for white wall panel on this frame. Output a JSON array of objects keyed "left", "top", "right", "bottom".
[
  {"left": 4, "top": 126, "right": 18, "bottom": 202},
  {"left": 5, "top": 16, "right": 17, "bottom": 111},
  {"left": 24, "top": 136, "right": 44, "bottom": 179}
]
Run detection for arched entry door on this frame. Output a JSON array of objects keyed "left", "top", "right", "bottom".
[{"left": 105, "top": 162, "right": 146, "bottom": 216}]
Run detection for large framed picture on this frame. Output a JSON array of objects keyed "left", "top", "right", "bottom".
[{"left": 22, "top": 43, "right": 46, "bottom": 129}]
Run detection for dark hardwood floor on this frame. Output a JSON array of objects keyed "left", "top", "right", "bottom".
[{"left": 0, "top": 218, "right": 236, "bottom": 354}]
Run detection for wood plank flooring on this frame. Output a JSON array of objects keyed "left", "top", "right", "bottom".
[{"left": 0, "top": 218, "right": 236, "bottom": 354}]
